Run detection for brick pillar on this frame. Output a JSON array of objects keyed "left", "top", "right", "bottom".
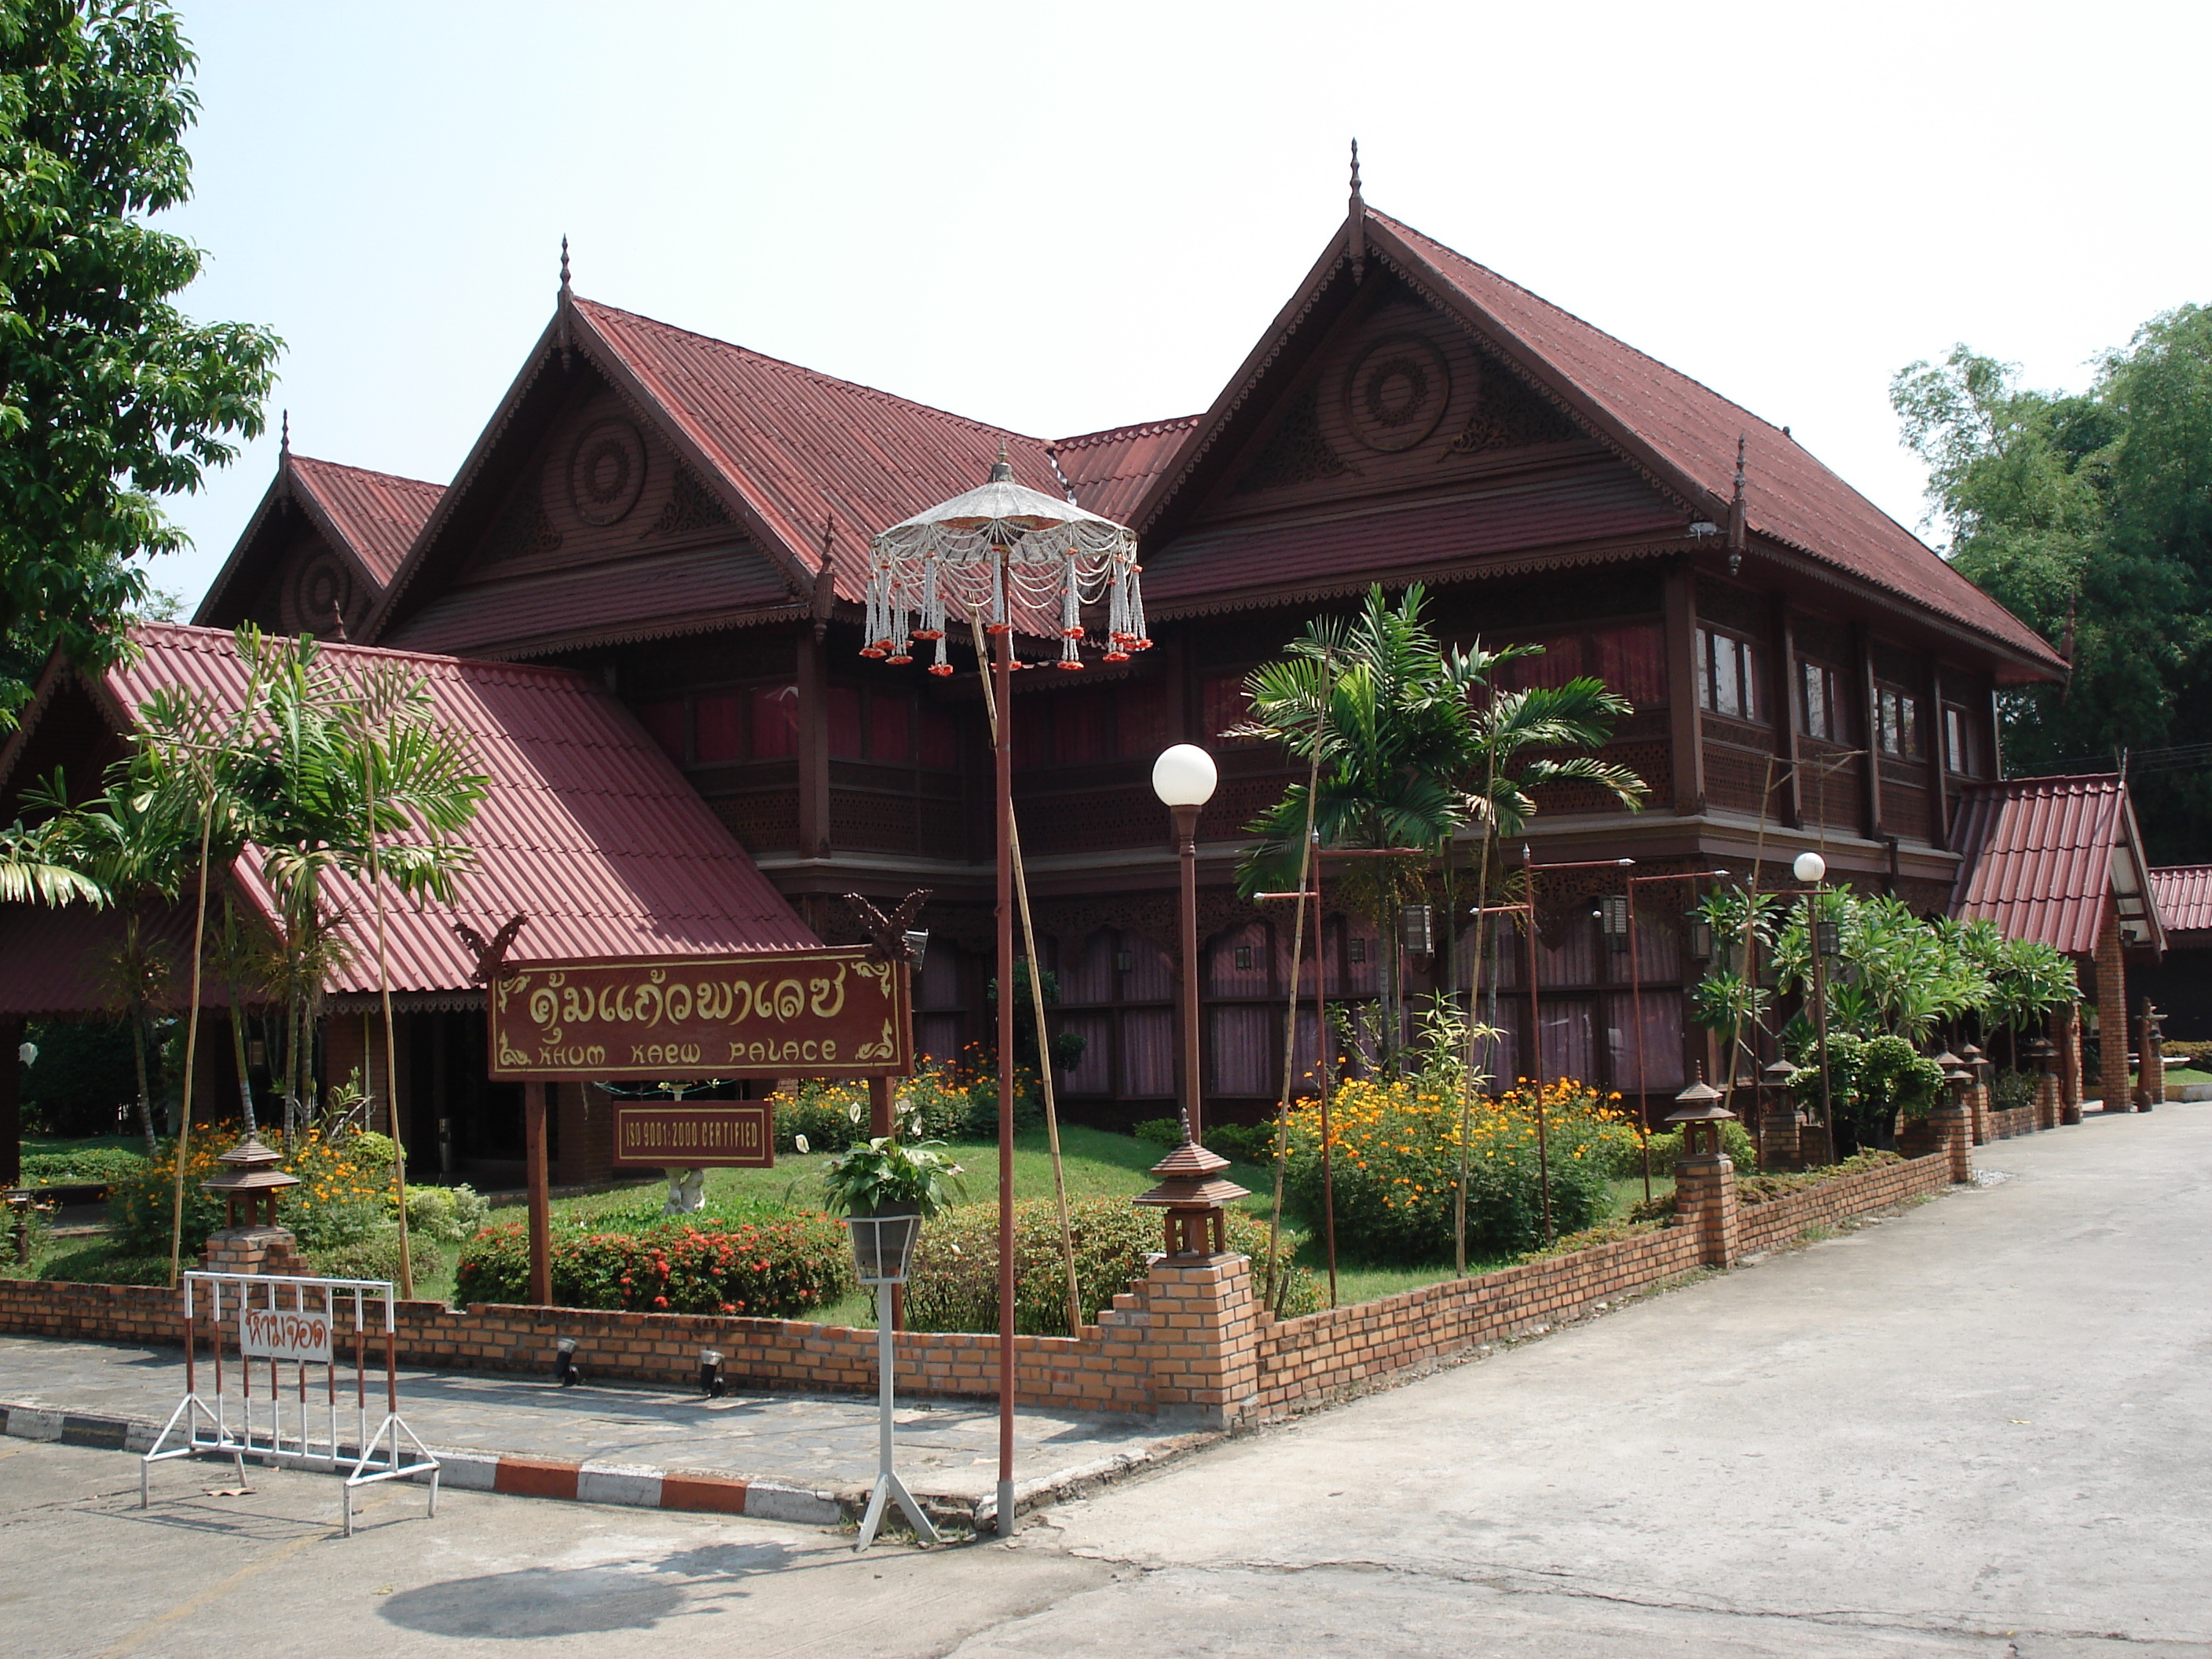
[
  {"left": 2034, "top": 1058, "right": 2060, "bottom": 1131},
  {"left": 2094, "top": 908, "right": 2128, "bottom": 1112},
  {"left": 1673, "top": 1152, "right": 1739, "bottom": 1269},
  {"left": 2056, "top": 1002, "right": 2083, "bottom": 1124},
  {"left": 1135, "top": 1251, "right": 1260, "bottom": 1427},
  {"left": 201, "top": 1225, "right": 302, "bottom": 1276},
  {"left": 1930, "top": 1098, "right": 1973, "bottom": 1185}
]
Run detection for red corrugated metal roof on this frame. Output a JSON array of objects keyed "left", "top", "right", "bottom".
[
  {"left": 1948, "top": 773, "right": 2160, "bottom": 956},
  {"left": 1054, "top": 417, "right": 1201, "bottom": 525},
  {"left": 574, "top": 300, "right": 1075, "bottom": 606},
  {"left": 1144, "top": 463, "right": 1682, "bottom": 611},
  {"left": 0, "top": 899, "right": 223, "bottom": 1022},
  {"left": 2149, "top": 865, "right": 2212, "bottom": 935},
  {"left": 1367, "top": 212, "right": 2064, "bottom": 675},
  {"left": 383, "top": 544, "right": 798, "bottom": 658},
  {"left": 56, "top": 622, "right": 817, "bottom": 1002},
  {"left": 287, "top": 456, "right": 443, "bottom": 586}
]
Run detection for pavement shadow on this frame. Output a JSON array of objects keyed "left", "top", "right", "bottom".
[{"left": 379, "top": 1541, "right": 792, "bottom": 1639}]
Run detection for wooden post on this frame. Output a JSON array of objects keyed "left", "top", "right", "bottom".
[
  {"left": 1925, "top": 661, "right": 1950, "bottom": 848},
  {"left": 1770, "top": 596, "right": 1801, "bottom": 828},
  {"left": 1664, "top": 559, "right": 1705, "bottom": 813},
  {"left": 1853, "top": 622, "right": 1884, "bottom": 839},
  {"left": 526, "top": 1080, "right": 551, "bottom": 1306},
  {"left": 0, "top": 1015, "right": 20, "bottom": 1188}
]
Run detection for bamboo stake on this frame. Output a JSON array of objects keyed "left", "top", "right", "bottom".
[
  {"left": 364, "top": 715, "right": 414, "bottom": 1301},
  {"left": 967, "top": 613, "right": 1080, "bottom": 1336},
  {"left": 1455, "top": 748, "right": 1497, "bottom": 1277},
  {"left": 1264, "top": 679, "right": 1326, "bottom": 1315},
  {"left": 167, "top": 781, "right": 216, "bottom": 1291}
]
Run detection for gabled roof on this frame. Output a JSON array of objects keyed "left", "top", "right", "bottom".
[
  {"left": 1129, "top": 205, "right": 2066, "bottom": 680},
  {"left": 1949, "top": 773, "right": 2163, "bottom": 957},
  {"left": 1052, "top": 417, "right": 1202, "bottom": 526},
  {"left": 195, "top": 452, "right": 443, "bottom": 628},
  {"left": 2148, "top": 865, "right": 2212, "bottom": 936},
  {"left": 0, "top": 623, "right": 816, "bottom": 1011}
]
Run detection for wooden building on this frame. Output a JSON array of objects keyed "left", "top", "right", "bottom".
[{"left": 0, "top": 188, "right": 2068, "bottom": 1181}]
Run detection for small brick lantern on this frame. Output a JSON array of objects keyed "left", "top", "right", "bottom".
[
  {"left": 1133, "top": 1111, "right": 1250, "bottom": 1257},
  {"left": 200, "top": 1137, "right": 299, "bottom": 1230},
  {"left": 1664, "top": 1068, "right": 1737, "bottom": 1160}
]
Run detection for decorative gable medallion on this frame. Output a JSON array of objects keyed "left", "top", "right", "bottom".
[
  {"left": 290, "top": 553, "right": 352, "bottom": 634},
  {"left": 1345, "top": 334, "right": 1451, "bottom": 452},
  {"left": 569, "top": 418, "right": 647, "bottom": 525}
]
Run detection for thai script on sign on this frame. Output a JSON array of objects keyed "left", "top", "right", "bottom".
[
  {"left": 240, "top": 1306, "right": 332, "bottom": 1363},
  {"left": 488, "top": 946, "right": 911, "bottom": 1081}
]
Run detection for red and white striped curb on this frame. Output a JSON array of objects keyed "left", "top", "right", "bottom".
[{"left": 2, "top": 1402, "right": 841, "bottom": 1524}]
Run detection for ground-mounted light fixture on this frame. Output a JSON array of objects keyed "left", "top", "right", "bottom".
[
  {"left": 1664, "top": 1068, "right": 1738, "bottom": 1161},
  {"left": 699, "top": 1347, "right": 727, "bottom": 1399},
  {"left": 554, "top": 1335, "right": 580, "bottom": 1388}
]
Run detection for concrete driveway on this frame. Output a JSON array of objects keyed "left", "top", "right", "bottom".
[{"left": 4, "top": 1104, "right": 2204, "bottom": 1657}]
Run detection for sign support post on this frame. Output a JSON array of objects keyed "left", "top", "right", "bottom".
[{"left": 526, "top": 1082, "right": 551, "bottom": 1307}]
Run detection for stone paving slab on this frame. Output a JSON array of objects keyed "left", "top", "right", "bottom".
[{"left": 0, "top": 1332, "right": 1207, "bottom": 1527}]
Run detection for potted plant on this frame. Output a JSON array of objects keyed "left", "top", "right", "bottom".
[{"left": 822, "top": 1137, "right": 966, "bottom": 1283}]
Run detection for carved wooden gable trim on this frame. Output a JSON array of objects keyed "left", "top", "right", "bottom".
[{"left": 1196, "top": 279, "right": 1600, "bottom": 528}]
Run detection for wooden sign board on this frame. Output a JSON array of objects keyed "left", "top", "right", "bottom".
[
  {"left": 488, "top": 946, "right": 910, "bottom": 1082},
  {"left": 612, "top": 1103, "right": 774, "bottom": 1170}
]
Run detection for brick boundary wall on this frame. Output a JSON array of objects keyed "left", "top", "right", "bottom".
[
  {"left": 1985, "top": 1104, "right": 2041, "bottom": 1141},
  {"left": 1, "top": 1152, "right": 1966, "bottom": 1427}
]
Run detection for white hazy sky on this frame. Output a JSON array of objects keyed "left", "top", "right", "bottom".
[{"left": 152, "top": 0, "right": 2210, "bottom": 612}]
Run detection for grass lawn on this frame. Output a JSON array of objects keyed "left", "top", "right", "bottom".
[{"left": 2134, "top": 1067, "right": 2212, "bottom": 1087}]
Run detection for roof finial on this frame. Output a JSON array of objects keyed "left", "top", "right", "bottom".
[
  {"left": 279, "top": 408, "right": 289, "bottom": 460},
  {"left": 1346, "top": 137, "right": 1368, "bottom": 284},
  {"left": 1726, "top": 434, "right": 1748, "bottom": 573},
  {"left": 559, "top": 233, "right": 571, "bottom": 295},
  {"left": 813, "top": 508, "right": 838, "bottom": 641},
  {"left": 987, "top": 441, "right": 1013, "bottom": 484},
  {"left": 556, "top": 235, "right": 575, "bottom": 372}
]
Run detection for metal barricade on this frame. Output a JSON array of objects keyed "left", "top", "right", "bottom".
[{"left": 141, "top": 1270, "right": 440, "bottom": 1535}]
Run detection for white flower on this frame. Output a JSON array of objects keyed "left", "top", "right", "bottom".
[
  {"left": 794, "top": 1133, "right": 811, "bottom": 1154},
  {"left": 847, "top": 1104, "right": 864, "bottom": 1125}
]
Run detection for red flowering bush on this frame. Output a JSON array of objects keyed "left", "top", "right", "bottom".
[{"left": 456, "top": 1215, "right": 851, "bottom": 1316}]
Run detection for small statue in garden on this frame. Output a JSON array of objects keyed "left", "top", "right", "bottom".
[{"left": 663, "top": 1166, "right": 707, "bottom": 1215}]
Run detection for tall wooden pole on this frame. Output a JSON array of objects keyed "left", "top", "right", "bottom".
[
  {"left": 526, "top": 1081, "right": 551, "bottom": 1306},
  {"left": 1174, "top": 802, "right": 1203, "bottom": 1142},
  {"left": 993, "top": 605, "right": 1016, "bottom": 1539},
  {"left": 365, "top": 727, "right": 414, "bottom": 1300},
  {"left": 168, "top": 783, "right": 217, "bottom": 1289}
]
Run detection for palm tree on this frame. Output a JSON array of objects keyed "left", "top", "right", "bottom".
[
  {"left": 24, "top": 768, "right": 196, "bottom": 1148},
  {"left": 1232, "top": 584, "right": 1481, "bottom": 1057}
]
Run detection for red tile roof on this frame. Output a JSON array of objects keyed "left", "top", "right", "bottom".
[
  {"left": 383, "top": 544, "right": 798, "bottom": 658},
  {"left": 2149, "top": 866, "right": 2212, "bottom": 936},
  {"left": 0, "top": 623, "right": 817, "bottom": 1007},
  {"left": 1053, "top": 417, "right": 1202, "bottom": 526},
  {"left": 1948, "top": 773, "right": 2161, "bottom": 956},
  {"left": 1365, "top": 212, "right": 2064, "bottom": 676},
  {"left": 286, "top": 456, "right": 444, "bottom": 586},
  {"left": 574, "top": 300, "right": 1074, "bottom": 605}
]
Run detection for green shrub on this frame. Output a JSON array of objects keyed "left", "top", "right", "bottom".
[
  {"left": 107, "top": 1123, "right": 395, "bottom": 1256},
  {"left": 899, "top": 1196, "right": 1318, "bottom": 1335},
  {"left": 404, "top": 1183, "right": 490, "bottom": 1244},
  {"left": 1990, "top": 1068, "right": 2037, "bottom": 1113},
  {"left": 1734, "top": 1148, "right": 1903, "bottom": 1205},
  {"left": 1616, "top": 1119, "right": 1757, "bottom": 1177},
  {"left": 769, "top": 1064, "right": 997, "bottom": 1154},
  {"left": 20, "top": 1144, "right": 148, "bottom": 1186},
  {"left": 1284, "top": 1077, "right": 1635, "bottom": 1264},
  {"left": 1131, "top": 1117, "right": 1276, "bottom": 1165},
  {"left": 455, "top": 1214, "right": 851, "bottom": 1316},
  {"left": 307, "top": 1226, "right": 445, "bottom": 1287}
]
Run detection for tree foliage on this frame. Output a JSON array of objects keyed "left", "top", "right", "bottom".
[
  {"left": 0, "top": 1, "right": 280, "bottom": 711},
  {"left": 1892, "top": 308, "right": 2212, "bottom": 858}
]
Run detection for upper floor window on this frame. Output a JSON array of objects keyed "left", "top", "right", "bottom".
[
  {"left": 1874, "top": 683, "right": 1923, "bottom": 760},
  {"left": 1800, "top": 659, "right": 1846, "bottom": 742},
  {"left": 1943, "top": 705, "right": 1980, "bottom": 776},
  {"left": 1697, "top": 627, "right": 1763, "bottom": 722}
]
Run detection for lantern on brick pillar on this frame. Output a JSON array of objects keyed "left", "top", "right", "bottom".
[
  {"left": 1133, "top": 1111, "right": 1251, "bottom": 1256},
  {"left": 1664, "top": 1068, "right": 1738, "bottom": 1161}
]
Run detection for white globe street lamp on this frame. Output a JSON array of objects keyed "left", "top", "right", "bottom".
[
  {"left": 1791, "top": 850, "right": 1833, "bottom": 1159},
  {"left": 1793, "top": 851, "right": 1826, "bottom": 884},
  {"left": 1153, "top": 745, "right": 1218, "bottom": 1137}
]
